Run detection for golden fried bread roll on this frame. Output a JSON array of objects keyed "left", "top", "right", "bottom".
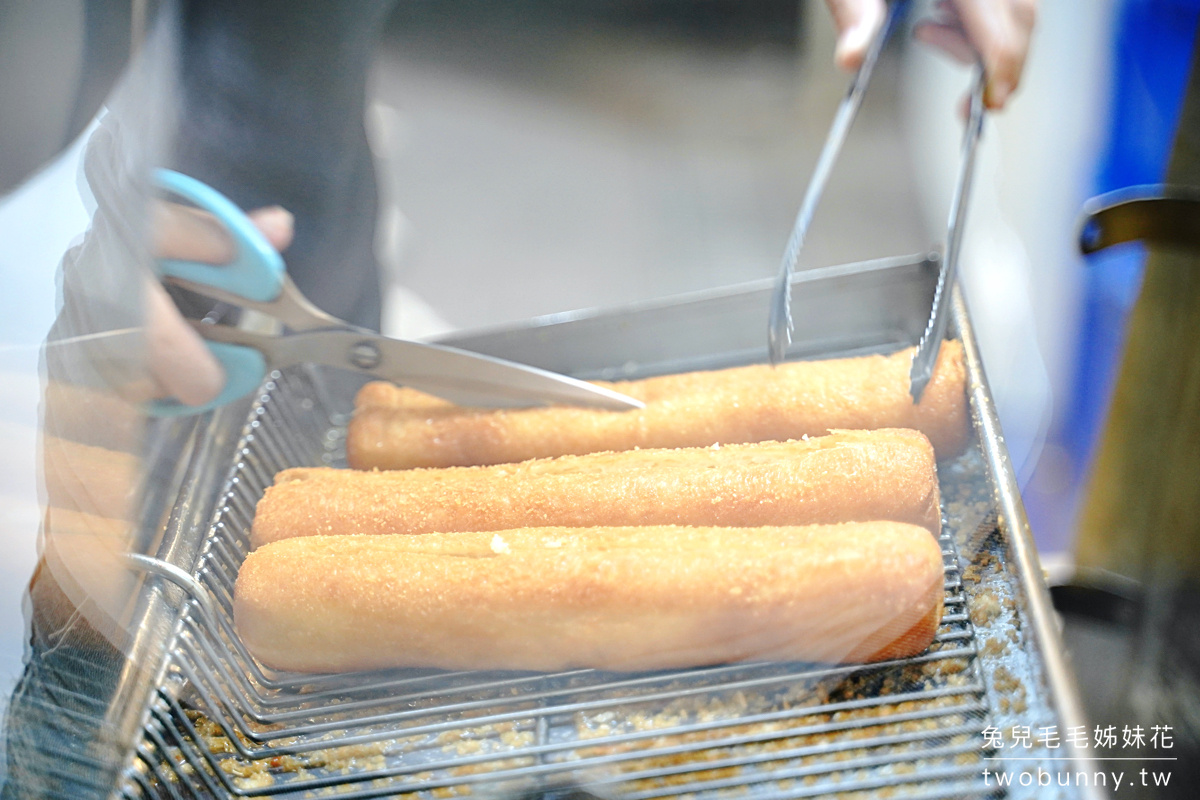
[
  {"left": 347, "top": 342, "right": 968, "bottom": 470},
  {"left": 234, "top": 522, "right": 945, "bottom": 673},
  {"left": 251, "top": 429, "right": 941, "bottom": 548}
]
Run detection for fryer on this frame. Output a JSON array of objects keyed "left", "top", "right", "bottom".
[{"left": 84, "top": 253, "right": 1092, "bottom": 800}]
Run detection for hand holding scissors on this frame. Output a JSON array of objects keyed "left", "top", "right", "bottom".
[{"left": 151, "top": 170, "right": 643, "bottom": 416}]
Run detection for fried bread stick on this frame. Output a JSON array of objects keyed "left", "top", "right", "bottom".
[
  {"left": 251, "top": 429, "right": 941, "bottom": 548},
  {"left": 234, "top": 522, "right": 945, "bottom": 673},
  {"left": 347, "top": 342, "right": 968, "bottom": 470}
]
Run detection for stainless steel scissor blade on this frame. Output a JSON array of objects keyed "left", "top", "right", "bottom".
[{"left": 195, "top": 323, "right": 645, "bottom": 410}]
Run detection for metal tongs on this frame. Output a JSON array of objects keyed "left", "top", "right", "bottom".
[{"left": 767, "top": 0, "right": 987, "bottom": 403}]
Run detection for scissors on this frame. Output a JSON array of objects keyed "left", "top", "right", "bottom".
[{"left": 151, "top": 170, "right": 644, "bottom": 416}]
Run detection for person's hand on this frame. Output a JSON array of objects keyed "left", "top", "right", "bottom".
[
  {"left": 145, "top": 203, "right": 293, "bottom": 406},
  {"left": 823, "top": 0, "right": 1038, "bottom": 110}
]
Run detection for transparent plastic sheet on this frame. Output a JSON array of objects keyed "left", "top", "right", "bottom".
[{"left": 1, "top": 7, "right": 183, "bottom": 799}]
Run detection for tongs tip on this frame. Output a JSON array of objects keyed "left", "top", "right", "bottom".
[
  {"left": 908, "top": 362, "right": 932, "bottom": 404},
  {"left": 766, "top": 297, "right": 792, "bottom": 367}
]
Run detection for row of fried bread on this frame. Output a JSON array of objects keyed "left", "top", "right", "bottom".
[{"left": 236, "top": 345, "right": 966, "bottom": 674}]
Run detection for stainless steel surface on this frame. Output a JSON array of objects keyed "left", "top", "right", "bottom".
[
  {"left": 908, "top": 68, "right": 986, "bottom": 402},
  {"left": 451, "top": 252, "right": 940, "bottom": 377},
  {"left": 112, "top": 254, "right": 1088, "bottom": 800},
  {"left": 952, "top": 285, "right": 1103, "bottom": 800},
  {"left": 766, "top": 0, "right": 910, "bottom": 365}
]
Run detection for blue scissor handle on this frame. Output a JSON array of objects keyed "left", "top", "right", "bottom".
[
  {"left": 148, "top": 169, "right": 283, "bottom": 416},
  {"left": 154, "top": 169, "right": 285, "bottom": 301},
  {"left": 148, "top": 342, "right": 268, "bottom": 417}
]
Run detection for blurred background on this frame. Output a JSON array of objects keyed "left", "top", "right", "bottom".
[
  {"left": 362, "top": 0, "right": 1128, "bottom": 564},
  {"left": 2, "top": 0, "right": 1199, "bottom": 783}
]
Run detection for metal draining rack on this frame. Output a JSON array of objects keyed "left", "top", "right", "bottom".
[{"left": 117, "top": 256, "right": 1093, "bottom": 800}]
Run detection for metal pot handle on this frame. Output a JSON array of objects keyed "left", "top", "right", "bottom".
[{"left": 1078, "top": 185, "right": 1200, "bottom": 255}]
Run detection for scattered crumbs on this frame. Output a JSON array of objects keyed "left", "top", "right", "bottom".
[
  {"left": 969, "top": 593, "right": 1002, "bottom": 627},
  {"left": 993, "top": 666, "right": 1020, "bottom": 694},
  {"left": 490, "top": 534, "right": 510, "bottom": 555},
  {"left": 981, "top": 637, "right": 1007, "bottom": 657},
  {"left": 939, "top": 658, "right": 969, "bottom": 675},
  {"left": 709, "top": 442, "right": 721, "bottom": 450}
]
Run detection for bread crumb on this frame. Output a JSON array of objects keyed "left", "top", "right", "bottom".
[
  {"left": 490, "top": 534, "right": 510, "bottom": 554},
  {"left": 969, "top": 594, "right": 1001, "bottom": 626}
]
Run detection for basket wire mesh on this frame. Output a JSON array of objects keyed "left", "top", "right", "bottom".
[{"left": 119, "top": 366, "right": 1005, "bottom": 800}]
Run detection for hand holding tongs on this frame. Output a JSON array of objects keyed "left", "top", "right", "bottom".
[
  {"left": 766, "top": 0, "right": 987, "bottom": 403},
  {"left": 151, "top": 170, "right": 643, "bottom": 416}
]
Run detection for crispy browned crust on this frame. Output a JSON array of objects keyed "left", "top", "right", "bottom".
[
  {"left": 251, "top": 429, "right": 941, "bottom": 548},
  {"left": 234, "top": 522, "right": 945, "bottom": 673},
  {"left": 346, "top": 342, "right": 968, "bottom": 470}
]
